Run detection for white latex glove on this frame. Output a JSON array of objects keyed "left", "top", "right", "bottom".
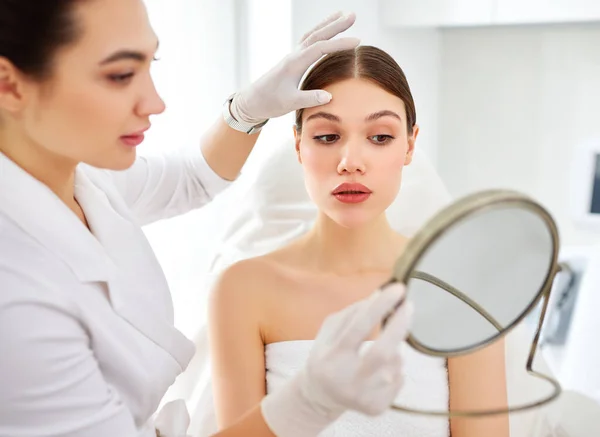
[
  {"left": 229, "top": 11, "right": 360, "bottom": 125},
  {"left": 261, "top": 283, "right": 413, "bottom": 437}
]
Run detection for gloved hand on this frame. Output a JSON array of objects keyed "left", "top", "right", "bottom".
[
  {"left": 260, "top": 283, "right": 413, "bottom": 437},
  {"left": 229, "top": 11, "right": 360, "bottom": 125}
]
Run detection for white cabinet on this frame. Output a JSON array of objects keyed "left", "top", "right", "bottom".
[
  {"left": 380, "top": 0, "right": 495, "bottom": 28},
  {"left": 379, "top": 0, "right": 600, "bottom": 27},
  {"left": 494, "top": 0, "right": 600, "bottom": 24}
]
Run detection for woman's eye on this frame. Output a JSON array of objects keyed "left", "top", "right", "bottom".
[
  {"left": 108, "top": 72, "right": 135, "bottom": 84},
  {"left": 313, "top": 134, "right": 339, "bottom": 144},
  {"left": 370, "top": 134, "right": 394, "bottom": 145}
]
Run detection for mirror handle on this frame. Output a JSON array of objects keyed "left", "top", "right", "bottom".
[{"left": 527, "top": 262, "right": 572, "bottom": 370}]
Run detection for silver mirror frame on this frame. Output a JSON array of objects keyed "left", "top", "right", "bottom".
[{"left": 383, "top": 189, "right": 563, "bottom": 417}]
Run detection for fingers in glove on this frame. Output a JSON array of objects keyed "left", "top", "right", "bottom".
[
  {"left": 296, "top": 37, "right": 360, "bottom": 71},
  {"left": 300, "top": 12, "right": 357, "bottom": 49},
  {"left": 355, "top": 359, "right": 404, "bottom": 416},
  {"left": 357, "top": 289, "right": 412, "bottom": 367},
  {"left": 360, "top": 354, "right": 403, "bottom": 390},
  {"left": 373, "top": 371, "right": 405, "bottom": 415},
  {"left": 372, "top": 356, "right": 405, "bottom": 413},
  {"left": 360, "top": 336, "right": 404, "bottom": 383},
  {"left": 374, "top": 297, "right": 414, "bottom": 353},
  {"left": 337, "top": 284, "right": 407, "bottom": 350},
  {"left": 293, "top": 89, "right": 333, "bottom": 109},
  {"left": 299, "top": 11, "right": 344, "bottom": 44}
]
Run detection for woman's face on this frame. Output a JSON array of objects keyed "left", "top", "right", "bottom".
[
  {"left": 1, "top": 0, "right": 164, "bottom": 170},
  {"left": 295, "top": 77, "right": 418, "bottom": 229}
]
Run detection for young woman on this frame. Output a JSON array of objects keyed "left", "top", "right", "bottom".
[
  {"left": 0, "top": 2, "right": 415, "bottom": 436},
  {"left": 209, "top": 45, "right": 510, "bottom": 437}
]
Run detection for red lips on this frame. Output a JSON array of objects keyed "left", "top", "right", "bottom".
[
  {"left": 332, "top": 182, "right": 372, "bottom": 194},
  {"left": 120, "top": 126, "right": 151, "bottom": 147},
  {"left": 332, "top": 182, "right": 372, "bottom": 204}
]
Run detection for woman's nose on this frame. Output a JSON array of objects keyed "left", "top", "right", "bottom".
[
  {"left": 136, "top": 77, "right": 166, "bottom": 117},
  {"left": 337, "top": 142, "right": 366, "bottom": 174}
]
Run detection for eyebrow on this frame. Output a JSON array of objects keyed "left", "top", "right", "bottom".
[
  {"left": 305, "top": 110, "right": 402, "bottom": 124},
  {"left": 366, "top": 110, "right": 402, "bottom": 122},
  {"left": 99, "top": 40, "right": 160, "bottom": 65},
  {"left": 305, "top": 111, "right": 341, "bottom": 123}
]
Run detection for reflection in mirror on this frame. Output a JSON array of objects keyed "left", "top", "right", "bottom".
[{"left": 406, "top": 206, "right": 554, "bottom": 354}]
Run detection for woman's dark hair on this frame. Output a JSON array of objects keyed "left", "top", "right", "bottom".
[
  {"left": 0, "top": 0, "right": 85, "bottom": 80},
  {"left": 296, "top": 45, "right": 417, "bottom": 135}
]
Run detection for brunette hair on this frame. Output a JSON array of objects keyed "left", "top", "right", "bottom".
[
  {"left": 296, "top": 45, "right": 416, "bottom": 134},
  {"left": 0, "top": 0, "right": 85, "bottom": 80}
]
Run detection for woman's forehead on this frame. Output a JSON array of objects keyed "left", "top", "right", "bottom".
[
  {"left": 303, "top": 79, "right": 407, "bottom": 124},
  {"left": 66, "top": 0, "right": 157, "bottom": 60}
]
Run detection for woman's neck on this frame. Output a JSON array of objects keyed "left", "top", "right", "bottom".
[
  {"left": 0, "top": 125, "right": 78, "bottom": 206},
  {"left": 300, "top": 212, "right": 407, "bottom": 276}
]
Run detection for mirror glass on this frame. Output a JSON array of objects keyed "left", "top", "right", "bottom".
[{"left": 403, "top": 205, "right": 555, "bottom": 353}]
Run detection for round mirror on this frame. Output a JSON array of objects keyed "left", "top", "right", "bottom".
[
  {"left": 406, "top": 203, "right": 555, "bottom": 354},
  {"left": 384, "top": 189, "right": 563, "bottom": 416}
]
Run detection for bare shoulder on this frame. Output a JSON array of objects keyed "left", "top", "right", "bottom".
[{"left": 208, "top": 252, "right": 290, "bottom": 311}]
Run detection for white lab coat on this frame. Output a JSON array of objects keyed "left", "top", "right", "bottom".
[{"left": 0, "top": 147, "right": 231, "bottom": 437}]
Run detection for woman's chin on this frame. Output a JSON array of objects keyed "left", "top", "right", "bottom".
[
  {"left": 114, "top": 153, "right": 137, "bottom": 170},
  {"left": 328, "top": 213, "right": 377, "bottom": 230},
  {"left": 84, "top": 149, "right": 137, "bottom": 171}
]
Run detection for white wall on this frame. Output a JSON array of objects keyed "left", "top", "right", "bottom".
[
  {"left": 437, "top": 24, "right": 600, "bottom": 246},
  {"left": 290, "top": 0, "right": 442, "bottom": 164},
  {"left": 234, "top": 0, "right": 296, "bottom": 177},
  {"left": 142, "top": 0, "right": 239, "bottom": 336}
]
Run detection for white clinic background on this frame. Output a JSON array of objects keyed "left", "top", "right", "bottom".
[
  {"left": 141, "top": 0, "right": 600, "bottom": 399},
  {"left": 141, "top": 0, "right": 294, "bottom": 338}
]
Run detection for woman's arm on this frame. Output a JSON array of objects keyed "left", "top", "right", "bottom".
[
  {"left": 211, "top": 405, "right": 276, "bottom": 437},
  {"left": 201, "top": 117, "right": 261, "bottom": 182},
  {"left": 101, "top": 117, "right": 254, "bottom": 226},
  {"left": 448, "top": 338, "right": 510, "bottom": 437},
  {"left": 212, "top": 283, "right": 415, "bottom": 437},
  {"left": 208, "top": 260, "right": 269, "bottom": 428}
]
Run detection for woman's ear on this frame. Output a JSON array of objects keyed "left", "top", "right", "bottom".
[
  {"left": 0, "top": 58, "right": 27, "bottom": 114},
  {"left": 293, "top": 125, "right": 302, "bottom": 164},
  {"left": 405, "top": 124, "right": 419, "bottom": 165}
]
